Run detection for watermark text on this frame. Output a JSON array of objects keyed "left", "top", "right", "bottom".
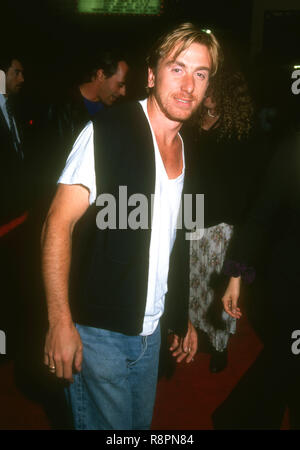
[
  {"left": 0, "top": 70, "right": 6, "bottom": 94},
  {"left": 95, "top": 187, "right": 204, "bottom": 240},
  {"left": 291, "top": 330, "right": 300, "bottom": 355},
  {"left": 291, "top": 70, "right": 300, "bottom": 95},
  {"left": 0, "top": 330, "right": 6, "bottom": 354}
]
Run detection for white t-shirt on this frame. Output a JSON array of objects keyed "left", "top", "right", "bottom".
[{"left": 58, "top": 99, "right": 184, "bottom": 336}]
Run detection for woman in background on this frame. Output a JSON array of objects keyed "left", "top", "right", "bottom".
[{"left": 184, "top": 70, "right": 265, "bottom": 372}]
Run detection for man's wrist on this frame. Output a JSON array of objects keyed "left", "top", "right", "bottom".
[{"left": 48, "top": 312, "right": 74, "bottom": 329}]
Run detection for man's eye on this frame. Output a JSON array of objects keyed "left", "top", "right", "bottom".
[
  {"left": 196, "top": 73, "right": 206, "bottom": 80},
  {"left": 172, "top": 67, "right": 182, "bottom": 73}
]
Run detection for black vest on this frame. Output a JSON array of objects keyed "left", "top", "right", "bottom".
[{"left": 70, "top": 102, "right": 189, "bottom": 336}]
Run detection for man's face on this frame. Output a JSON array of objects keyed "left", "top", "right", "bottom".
[
  {"left": 148, "top": 42, "right": 211, "bottom": 122},
  {"left": 6, "top": 59, "right": 24, "bottom": 95},
  {"left": 97, "top": 60, "right": 129, "bottom": 105}
]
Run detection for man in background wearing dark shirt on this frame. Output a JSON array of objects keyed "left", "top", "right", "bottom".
[{"left": 40, "top": 50, "right": 129, "bottom": 198}]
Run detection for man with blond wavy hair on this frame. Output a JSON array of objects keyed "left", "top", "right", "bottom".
[{"left": 42, "top": 23, "right": 221, "bottom": 430}]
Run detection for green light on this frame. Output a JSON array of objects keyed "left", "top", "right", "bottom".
[
  {"left": 294, "top": 65, "right": 300, "bottom": 69},
  {"left": 78, "top": 0, "right": 161, "bottom": 15}
]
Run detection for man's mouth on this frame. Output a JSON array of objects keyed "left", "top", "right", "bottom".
[{"left": 174, "top": 97, "right": 193, "bottom": 106}]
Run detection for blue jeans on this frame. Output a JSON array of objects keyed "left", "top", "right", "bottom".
[{"left": 65, "top": 323, "right": 161, "bottom": 430}]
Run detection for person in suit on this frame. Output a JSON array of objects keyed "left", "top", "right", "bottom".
[
  {"left": 0, "top": 54, "right": 28, "bottom": 360},
  {"left": 0, "top": 55, "right": 26, "bottom": 226}
]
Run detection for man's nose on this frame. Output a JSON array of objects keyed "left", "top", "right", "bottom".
[
  {"left": 181, "top": 73, "right": 194, "bottom": 93},
  {"left": 19, "top": 73, "right": 24, "bottom": 83},
  {"left": 119, "top": 85, "right": 126, "bottom": 97}
]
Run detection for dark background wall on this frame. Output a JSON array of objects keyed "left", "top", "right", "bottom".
[
  {"left": 0, "top": 0, "right": 253, "bottom": 101},
  {"left": 1, "top": 0, "right": 299, "bottom": 120}
]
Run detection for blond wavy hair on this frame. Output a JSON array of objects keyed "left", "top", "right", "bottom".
[{"left": 147, "top": 22, "right": 222, "bottom": 78}]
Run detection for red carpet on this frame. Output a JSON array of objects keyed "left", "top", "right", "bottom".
[
  {"left": 0, "top": 313, "right": 289, "bottom": 430},
  {"left": 0, "top": 362, "right": 50, "bottom": 429},
  {"left": 152, "top": 313, "right": 264, "bottom": 430}
]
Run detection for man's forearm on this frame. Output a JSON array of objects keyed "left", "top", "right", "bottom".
[{"left": 41, "top": 215, "right": 74, "bottom": 327}]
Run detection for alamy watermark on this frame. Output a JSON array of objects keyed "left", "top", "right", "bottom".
[
  {"left": 0, "top": 330, "right": 6, "bottom": 354},
  {"left": 291, "top": 330, "right": 300, "bottom": 355},
  {"left": 0, "top": 70, "right": 5, "bottom": 94},
  {"left": 95, "top": 186, "right": 205, "bottom": 240},
  {"left": 291, "top": 69, "right": 300, "bottom": 95}
]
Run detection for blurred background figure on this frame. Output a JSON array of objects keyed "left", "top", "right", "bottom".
[
  {"left": 183, "top": 69, "right": 268, "bottom": 373},
  {"left": 37, "top": 49, "right": 129, "bottom": 208},
  {"left": 0, "top": 54, "right": 29, "bottom": 360},
  {"left": 0, "top": 54, "right": 27, "bottom": 332},
  {"left": 0, "top": 55, "right": 26, "bottom": 228},
  {"left": 215, "top": 113, "right": 300, "bottom": 429}
]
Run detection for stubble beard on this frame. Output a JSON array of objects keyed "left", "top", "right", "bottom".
[{"left": 154, "top": 89, "right": 199, "bottom": 123}]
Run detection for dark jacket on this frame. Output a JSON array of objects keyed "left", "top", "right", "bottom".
[
  {"left": 41, "top": 87, "right": 91, "bottom": 186},
  {"left": 0, "top": 98, "right": 30, "bottom": 226}
]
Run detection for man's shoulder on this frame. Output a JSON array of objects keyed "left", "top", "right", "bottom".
[
  {"left": 47, "top": 86, "right": 85, "bottom": 113},
  {"left": 92, "top": 101, "right": 144, "bottom": 126}
]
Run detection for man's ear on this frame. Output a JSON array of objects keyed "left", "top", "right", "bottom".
[
  {"left": 95, "top": 68, "right": 105, "bottom": 82},
  {"left": 147, "top": 67, "right": 155, "bottom": 89}
]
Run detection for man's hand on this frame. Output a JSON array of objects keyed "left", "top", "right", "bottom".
[
  {"left": 44, "top": 321, "right": 83, "bottom": 383},
  {"left": 222, "top": 276, "right": 242, "bottom": 319},
  {"left": 169, "top": 320, "right": 197, "bottom": 363},
  {"left": 41, "top": 184, "right": 89, "bottom": 383}
]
